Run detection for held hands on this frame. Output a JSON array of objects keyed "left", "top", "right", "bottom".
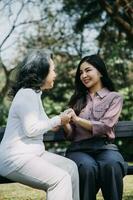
[
  {"left": 60, "top": 112, "right": 72, "bottom": 125},
  {"left": 52, "top": 110, "right": 76, "bottom": 136},
  {"left": 60, "top": 108, "right": 77, "bottom": 125},
  {"left": 63, "top": 108, "right": 78, "bottom": 123},
  {"left": 60, "top": 108, "right": 78, "bottom": 125},
  {"left": 62, "top": 108, "right": 92, "bottom": 132}
]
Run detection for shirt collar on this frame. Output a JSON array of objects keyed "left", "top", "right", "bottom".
[{"left": 96, "top": 88, "right": 110, "bottom": 98}]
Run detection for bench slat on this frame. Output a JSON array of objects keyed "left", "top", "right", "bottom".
[
  {"left": 115, "top": 121, "right": 133, "bottom": 137},
  {"left": 0, "top": 121, "right": 133, "bottom": 143},
  {"left": 43, "top": 121, "right": 133, "bottom": 142},
  {"left": 0, "top": 175, "right": 14, "bottom": 184},
  {"left": 127, "top": 166, "right": 133, "bottom": 175}
]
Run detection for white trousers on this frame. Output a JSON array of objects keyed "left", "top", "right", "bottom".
[{"left": 6, "top": 151, "right": 79, "bottom": 200}]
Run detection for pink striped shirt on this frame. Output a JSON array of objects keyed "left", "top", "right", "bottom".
[{"left": 70, "top": 88, "right": 123, "bottom": 141}]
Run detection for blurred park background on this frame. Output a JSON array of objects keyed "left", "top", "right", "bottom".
[
  {"left": 0, "top": 0, "right": 133, "bottom": 199},
  {"left": 0, "top": 0, "right": 133, "bottom": 159}
]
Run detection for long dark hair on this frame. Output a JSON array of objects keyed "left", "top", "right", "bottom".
[
  {"left": 69, "top": 54, "right": 115, "bottom": 114},
  {"left": 9, "top": 49, "right": 53, "bottom": 99}
]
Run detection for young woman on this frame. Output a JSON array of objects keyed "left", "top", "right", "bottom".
[
  {"left": 0, "top": 49, "right": 79, "bottom": 200},
  {"left": 64, "top": 54, "right": 127, "bottom": 200}
]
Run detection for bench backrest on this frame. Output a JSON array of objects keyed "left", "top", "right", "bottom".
[{"left": 0, "top": 121, "right": 133, "bottom": 143}]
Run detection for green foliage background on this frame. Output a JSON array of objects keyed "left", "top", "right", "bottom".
[{"left": 0, "top": 0, "right": 132, "bottom": 159}]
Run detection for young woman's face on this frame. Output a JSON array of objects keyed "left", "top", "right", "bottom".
[
  {"left": 80, "top": 62, "right": 103, "bottom": 91},
  {"left": 41, "top": 59, "right": 56, "bottom": 90}
]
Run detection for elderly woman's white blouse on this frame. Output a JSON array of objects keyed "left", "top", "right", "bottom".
[{"left": 0, "top": 88, "right": 61, "bottom": 176}]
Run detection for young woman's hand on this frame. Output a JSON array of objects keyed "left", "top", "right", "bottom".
[{"left": 70, "top": 111, "right": 78, "bottom": 123}]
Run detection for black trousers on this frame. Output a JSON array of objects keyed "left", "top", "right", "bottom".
[{"left": 66, "top": 138, "right": 127, "bottom": 200}]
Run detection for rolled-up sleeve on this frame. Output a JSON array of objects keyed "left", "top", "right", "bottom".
[
  {"left": 15, "top": 89, "right": 61, "bottom": 137},
  {"left": 90, "top": 95, "right": 123, "bottom": 137}
]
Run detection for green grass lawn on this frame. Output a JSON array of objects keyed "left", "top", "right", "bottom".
[{"left": 0, "top": 175, "right": 132, "bottom": 200}]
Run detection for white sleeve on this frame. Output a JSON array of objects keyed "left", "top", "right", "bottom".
[{"left": 14, "top": 89, "right": 61, "bottom": 137}]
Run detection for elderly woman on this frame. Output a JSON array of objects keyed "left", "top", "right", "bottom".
[{"left": 0, "top": 49, "right": 79, "bottom": 200}]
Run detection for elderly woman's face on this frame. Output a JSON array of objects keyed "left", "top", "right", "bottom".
[{"left": 41, "top": 59, "right": 56, "bottom": 90}]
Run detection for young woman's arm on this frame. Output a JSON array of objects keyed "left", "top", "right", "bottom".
[
  {"left": 71, "top": 94, "right": 123, "bottom": 137},
  {"left": 72, "top": 117, "right": 92, "bottom": 131}
]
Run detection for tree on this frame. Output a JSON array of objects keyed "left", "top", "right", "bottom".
[
  {"left": 0, "top": 0, "right": 49, "bottom": 125},
  {"left": 99, "top": 0, "right": 133, "bottom": 39},
  {"left": 63, "top": 0, "right": 133, "bottom": 40},
  {"left": 0, "top": 0, "right": 132, "bottom": 125},
  {"left": 0, "top": 0, "right": 46, "bottom": 100},
  {"left": 0, "top": 0, "right": 86, "bottom": 125},
  {"left": 62, "top": 0, "right": 133, "bottom": 120}
]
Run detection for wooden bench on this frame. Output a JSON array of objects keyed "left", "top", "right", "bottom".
[{"left": 0, "top": 121, "right": 133, "bottom": 184}]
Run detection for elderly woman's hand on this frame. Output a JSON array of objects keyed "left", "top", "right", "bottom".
[{"left": 60, "top": 112, "right": 71, "bottom": 125}]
